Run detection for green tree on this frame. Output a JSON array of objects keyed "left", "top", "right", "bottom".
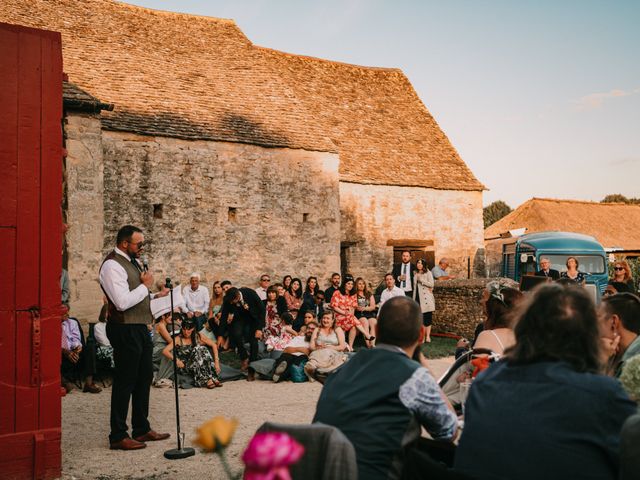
[
  {"left": 483, "top": 200, "right": 512, "bottom": 228},
  {"left": 602, "top": 194, "right": 630, "bottom": 203}
]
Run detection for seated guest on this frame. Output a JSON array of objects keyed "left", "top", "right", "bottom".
[
  {"left": 298, "top": 311, "right": 317, "bottom": 337},
  {"left": 207, "top": 281, "right": 228, "bottom": 351},
  {"left": 473, "top": 282, "right": 522, "bottom": 355},
  {"left": 330, "top": 274, "right": 374, "bottom": 351},
  {"left": 599, "top": 292, "right": 640, "bottom": 377},
  {"left": 314, "top": 296, "right": 458, "bottom": 480},
  {"left": 61, "top": 307, "right": 102, "bottom": 393},
  {"left": 264, "top": 289, "right": 295, "bottom": 352},
  {"left": 535, "top": 256, "right": 560, "bottom": 279},
  {"left": 162, "top": 318, "right": 221, "bottom": 388},
  {"left": 609, "top": 260, "right": 636, "bottom": 293},
  {"left": 302, "top": 289, "right": 325, "bottom": 321},
  {"left": 305, "top": 311, "right": 348, "bottom": 381},
  {"left": 255, "top": 274, "right": 270, "bottom": 301},
  {"left": 302, "top": 276, "right": 320, "bottom": 313},
  {"left": 152, "top": 311, "right": 181, "bottom": 387},
  {"left": 274, "top": 282, "right": 286, "bottom": 298},
  {"left": 221, "top": 286, "right": 265, "bottom": 370},
  {"left": 310, "top": 311, "right": 347, "bottom": 352},
  {"left": 272, "top": 321, "right": 318, "bottom": 383},
  {"left": 454, "top": 283, "right": 636, "bottom": 480},
  {"left": 355, "top": 277, "right": 377, "bottom": 348},
  {"left": 284, "top": 277, "right": 304, "bottom": 330},
  {"left": 378, "top": 273, "right": 405, "bottom": 312},
  {"left": 324, "top": 272, "right": 341, "bottom": 307},
  {"left": 183, "top": 273, "right": 210, "bottom": 331}
]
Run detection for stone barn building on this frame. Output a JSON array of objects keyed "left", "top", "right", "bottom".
[{"left": 2, "top": 0, "right": 485, "bottom": 321}]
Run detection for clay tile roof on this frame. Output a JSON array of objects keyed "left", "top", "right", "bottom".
[
  {"left": 258, "top": 48, "right": 484, "bottom": 190},
  {"left": 485, "top": 197, "right": 640, "bottom": 250},
  {"left": 63, "top": 81, "right": 114, "bottom": 112},
  {"left": 1, "top": 0, "right": 484, "bottom": 191},
  {"left": 1, "top": 0, "right": 334, "bottom": 151}
]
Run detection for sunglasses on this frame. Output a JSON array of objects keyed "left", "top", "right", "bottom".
[
  {"left": 182, "top": 324, "right": 195, "bottom": 330},
  {"left": 614, "top": 267, "right": 625, "bottom": 271}
]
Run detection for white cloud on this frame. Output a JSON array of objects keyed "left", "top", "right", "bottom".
[{"left": 573, "top": 87, "right": 640, "bottom": 110}]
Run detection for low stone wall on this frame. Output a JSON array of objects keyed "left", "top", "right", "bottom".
[{"left": 432, "top": 278, "right": 497, "bottom": 339}]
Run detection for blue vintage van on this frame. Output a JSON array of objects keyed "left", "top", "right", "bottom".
[{"left": 500, "top": 231, "right": 609, "bottom": 295}]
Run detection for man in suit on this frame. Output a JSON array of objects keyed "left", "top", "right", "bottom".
[
  {"left": 535, "top": 257, "right": 560, "bottom": 280},
  {"left": 221, "top": 286, "right": 266, "bottom": 370},
  {"left": 99, "top": 225, "right": 170, "bottom": 451},
  {"left": 392, "top": 250, "right": 416, "bottom": 297}
]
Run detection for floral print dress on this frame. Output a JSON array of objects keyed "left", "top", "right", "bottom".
[
  {"left": 331, "top": 290, "right": 359, "bottom": 331},
  {"left": 263, "top": 302, "right": 292, "bottom": 351},
  {"left": 175, "top": 341, "right": 219, "bottom": 387}
]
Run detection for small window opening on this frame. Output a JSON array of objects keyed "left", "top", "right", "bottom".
[
  {"left": 153, "top": 204, "right": 163, "bottom": 219},
  {"left": 303, "top": 213, "right": 309, "bottom": 223},
  {"left": 228, "top": 207, "right": 237, "bottom": 222}
]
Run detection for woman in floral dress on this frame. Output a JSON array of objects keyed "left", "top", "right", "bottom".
[
  {"left": 330, "top": 274, "right": 375, "bottom": 350},
  {"left": 263, "top": 286, "right": 294, "bottom": 351},
  {"left": 163, "top": 318, "right": 222, "bottom": 388}
]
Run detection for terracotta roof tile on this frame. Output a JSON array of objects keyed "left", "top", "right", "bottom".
[
  {"left": 1, "top": 0, "right": 484, "bottom": 190},
  {"left": 485, "top": 197, "right": 640, "bottom": 250}
]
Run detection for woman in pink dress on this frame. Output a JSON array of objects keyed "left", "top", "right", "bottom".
[
  {"left": 330, "top": 274, "right": 374, "bottom": 350},
  {"left": 263, "top": 286, "right": 294, "bottom": 351}
]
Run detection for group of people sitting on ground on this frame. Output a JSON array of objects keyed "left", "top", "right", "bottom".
[{"left": 313, "top": 281, "right": 640, "bottom": 480}]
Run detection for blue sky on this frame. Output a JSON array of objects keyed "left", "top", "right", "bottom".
[{"left": 127, "top": 0, "right": 640, "bottom": 208}]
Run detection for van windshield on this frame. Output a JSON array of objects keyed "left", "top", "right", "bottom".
[{"left": 541, "top": 255, "right": 606, "bottom": 275}]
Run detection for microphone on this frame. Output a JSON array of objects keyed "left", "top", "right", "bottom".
[
  {"left": 165, "top": 277, "right": 172, "bottom": 289},
  {"left": 141, "top": 255, "right": 149, "bottom": 272}
]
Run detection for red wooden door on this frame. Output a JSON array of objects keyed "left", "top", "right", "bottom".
[{"left": 0, "top": 22, "right": 63, "bottom": 480}]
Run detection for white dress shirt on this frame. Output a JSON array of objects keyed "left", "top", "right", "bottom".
[
  {"left": 183, "top": 285, "right": 210, "bottom": 314},
  {"left": 255, "top": 286, "right": 267, "bottom": 301},
  {"left": 401, "top": 262, "right": 412, "bottom": 292},
  {"left": 378, "top": 286, "right": 406, "bottom": 314},
  {"left": 94, "top": 322, "right": 111, "bottom": 347},
  {"left": 99, "top": 247, "right": 150, "bottom": 312}
]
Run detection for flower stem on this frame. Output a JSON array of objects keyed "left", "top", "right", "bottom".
[{"left": 218, "top": 448, "right": 239, "bottom": 480}]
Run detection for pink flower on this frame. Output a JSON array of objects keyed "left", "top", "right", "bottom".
[{"left": 242, "top": 432, "right": 304, "bottom": 480}]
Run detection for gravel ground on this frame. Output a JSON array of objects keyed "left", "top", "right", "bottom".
[{"left": 60, "top": 357, "right": 453, "bottom": 479}]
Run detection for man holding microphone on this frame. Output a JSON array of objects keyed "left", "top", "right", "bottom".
[{"left": 99, "top": 225, "right": 170, "bottom": 450}]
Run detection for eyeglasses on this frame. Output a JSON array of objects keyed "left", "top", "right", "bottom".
[
  {"left": 261, "top": 278, "right": 270, "bottom": 282},
  {"left": 614, "top": 267, "right": 625, "bottom": 271},
  {"left": 129, "top": 241, "right": 145, "bottom": 247}
]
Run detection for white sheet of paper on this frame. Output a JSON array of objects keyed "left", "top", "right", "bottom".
[{"left": 150, "top": 286, "right": 186, "bottom": 319}]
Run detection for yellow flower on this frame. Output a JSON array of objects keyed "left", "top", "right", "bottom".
[{"left": 194, "top": 416, "right": 238, "bottom": 452}]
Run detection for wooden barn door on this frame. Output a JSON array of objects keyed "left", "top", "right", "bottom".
[{"left": 0, "top": 22, "right": 63, "bottom": 480}]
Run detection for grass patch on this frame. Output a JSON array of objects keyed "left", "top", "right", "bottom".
[
  {"left": 419, "top": 336, "right": 458, "bottom": 359},
  {"left": 219, "top": 334, "right": 457, "bottom": 367}
]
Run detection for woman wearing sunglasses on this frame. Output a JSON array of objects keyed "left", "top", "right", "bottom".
[
  {"left": 162, "top": 318, "right": 222, "bottom": 389},
  {"left": 609, "top": 260, "right": 636, "bottom": 294}
]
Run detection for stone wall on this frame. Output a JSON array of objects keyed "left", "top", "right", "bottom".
[
  {"left": 64, "top": 112, "right": 105, "bottom": 322},
  {"left": 339, "top": 182, "right": 485, "bottom": 286},
  {"left": 432, "top": 278, "right": 495, "bottom": 339},
  {"left": 102, "top": 131, "right": 341, "bottom": 291}
]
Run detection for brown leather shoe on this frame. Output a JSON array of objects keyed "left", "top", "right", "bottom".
[
  {"left": 109, "top": 438, "right": 146, "bottom": 450},
  {"left": 83, "top": 383, "right": 102, "bottom": 394},
  {"left": 247, "top": 369, "right": 255, "bottom": 382},
  {"left": 134, "top": 430, "right": 170, "bottom": 442}
]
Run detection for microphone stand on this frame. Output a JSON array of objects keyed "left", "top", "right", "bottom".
[{"left": 164, "top": 277, "right": 195, "bottom": 460}]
